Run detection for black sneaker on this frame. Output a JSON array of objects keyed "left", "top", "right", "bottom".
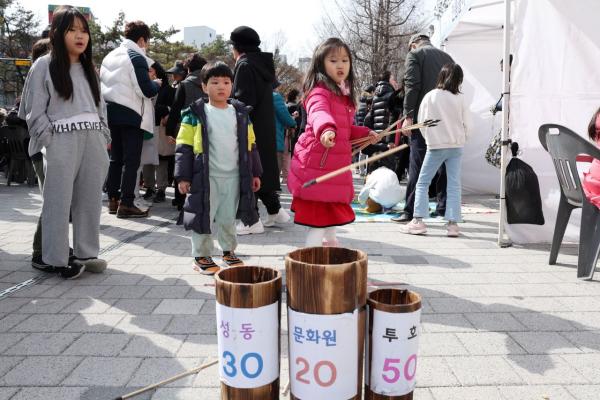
[
  {"left": 153, "top": 189, "right": 166, "bottom": 203},
  {"left": 57, "top": 260, "right": 86, "bottom": 280},
  {"left": 143, "top": 188, "right": 156, "bottom": 201},
  {"left": 193, "top": 257, "right": 220, "bottom": 275},
  {"left": 31, "top": 255, "right": 56, "bottom": 272},
  {"left": 222, "top": 251, "right": 244, "bottom": 267}
]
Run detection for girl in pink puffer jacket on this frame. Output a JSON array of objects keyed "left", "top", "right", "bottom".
[
  {"left": 287, "top": 38, "right": 378, "bottom": 247},
  {"left": 582, "top": 109, "right": 600, "bottom": 208}
]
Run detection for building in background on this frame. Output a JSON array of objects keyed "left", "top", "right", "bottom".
[{"left": 184, "top": 26, "right": 216, "bottom": 49}]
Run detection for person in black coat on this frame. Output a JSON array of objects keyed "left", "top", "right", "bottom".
[
  {"left": 393, "top": 34, "right": 454, "bottom": 223},
  {"left": 355, "top": 84, "right": 374, "bottom": 126},
  {"left": 285, "top": 88, "right": 303, "bottom": 155},
  {"left": 230, "top": 26, "right": 290, "bottom": 234}
]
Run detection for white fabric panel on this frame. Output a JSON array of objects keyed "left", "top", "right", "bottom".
[
  {"left": 444, "top": 34, "right": 504, "bottom": 194},
  {"left": 506, "top": 0, "right": 600, "bottom": 243}
]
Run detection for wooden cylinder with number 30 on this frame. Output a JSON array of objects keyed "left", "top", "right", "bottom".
[
  {"left": 285, "top": 247, "right": 368, "bottom": 400},
  {"left": 215, "top": 266, "right": 282, "bottom": 399},
  {"left": 365, "top": 289, "right": 422, "bottom": 400}
]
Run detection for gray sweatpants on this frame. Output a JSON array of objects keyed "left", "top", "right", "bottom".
[{"left": 42, "top": 130, "right": 109, "bottom": 266}]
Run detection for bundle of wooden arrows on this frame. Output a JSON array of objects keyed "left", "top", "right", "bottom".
[
  {"left": 350, "top": 118, "right": 441, "bottom": 156},
  {"left": 303, "top": 119, "right": 441, "bottom": 189}
]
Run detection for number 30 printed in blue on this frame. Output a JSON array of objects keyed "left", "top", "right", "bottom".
[{"left": 222, "top": 351, "right": 264, "bottom": 379}]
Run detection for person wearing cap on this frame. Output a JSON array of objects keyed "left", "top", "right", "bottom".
[
  {"left": 392, "top": 33, "right": 454, "bottom": 223},
  {"left": 229, "top": 25, "right": 290, "bottom": 234}
]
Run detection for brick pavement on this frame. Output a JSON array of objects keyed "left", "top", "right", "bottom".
[{"left": 0, "top": 182, "right": 599, "bottom": 400}]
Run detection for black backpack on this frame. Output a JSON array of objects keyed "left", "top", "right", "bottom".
[{"left": 505, "top": 142, "right": 545, "bottom": 225}]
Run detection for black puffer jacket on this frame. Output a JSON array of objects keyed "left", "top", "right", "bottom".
[
  {"left": 369, "top": 81, "right": 396, "bottom": 132},
  {"left": 355, "top": 91, "right": 373, "bottom": 126}
]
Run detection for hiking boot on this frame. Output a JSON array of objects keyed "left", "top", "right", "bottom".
[
  {"left": 75, "top": 257, "right": 107, "bottom": 273},
  {"left": 116, "top": 204, "right": 149, "bottom": 219},
  {"left": 400, "top": 218, "right": 427, "bottom": 235},
  {"left": 143, "top": 188, "right": 156, "bottom": 201},
  {"left": 31, "top": 255, "right": 56, "bottom": 273},
  {"left": 222, "top": 251, "right": 244, "bottom": 267},
  {"left": 153, "top": 189, "right": 166, "bottom": 203},
  {"left": 236, "top": 220, "right": 265, "bottom": 235},
  {"left": 57, "top": 260, "right": 86, "bottom": 280},
  {"left": 108, "top": 197, "right": 119, "bottom": 214},
  {"left": 193, "top": 257, "right": 220, "bottom": 275},
  {"left": 447, "top": 222, "right": 460, "bottom": 237},
  {"left": 263, "top": 208, "right": 291, "bottom": 227}
]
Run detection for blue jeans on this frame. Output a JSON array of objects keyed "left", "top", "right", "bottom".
[{"left": 414, "top": 148, "right": 463, "bottom": 222}]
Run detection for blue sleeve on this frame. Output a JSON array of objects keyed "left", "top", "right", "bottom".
[
  {"left": 273, "top": 93, "right": 296, "bottom": 128},
  {"left": 128, "top": 49, "right": 159, "bottom": 98}
]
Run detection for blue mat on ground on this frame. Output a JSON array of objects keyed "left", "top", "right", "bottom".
[{"left": 352, "top": 201, "right": 439, "bottom": 223}]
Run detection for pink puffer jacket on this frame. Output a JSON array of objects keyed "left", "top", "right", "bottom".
[
  {"left": 583, "top": 138, "right": 600, "bottom": 208},
  {"left": 287, "top": 84, "right": 370, "bottom": 203}
]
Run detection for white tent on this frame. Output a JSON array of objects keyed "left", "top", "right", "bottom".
[{"left": 430, "top": 0, "right": 600, "bottom": 243}]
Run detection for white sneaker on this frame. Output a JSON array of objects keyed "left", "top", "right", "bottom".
[
  {"left": 400, "top": 218, "right": 427, "bottom": 235},
  {"left": 236, "top": 220, "right": 265, "bottom": 235},
  {"left": 264, "top": 208, "right": 291, "bottom": 227}
]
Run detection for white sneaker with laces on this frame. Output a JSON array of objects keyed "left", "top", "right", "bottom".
[
  {"left": 264, "top": 208, "right": 291, "bottom": 227},
  {"left": 236, "top": 220, "right": 265, "bottom": 235},
  {"left": 400, "top": 218, "right": 427, "bottom": 235}
]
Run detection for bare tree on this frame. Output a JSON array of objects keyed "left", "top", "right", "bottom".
[{"left": 319, "top": 0, "right": 425, "bottom": 89}]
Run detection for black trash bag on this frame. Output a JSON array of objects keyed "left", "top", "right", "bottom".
[{"left": 505, "top": 142, "right": 545, "bottom": 225}]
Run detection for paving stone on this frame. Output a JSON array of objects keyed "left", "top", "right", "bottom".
[
  {"left": 421, "top": 314, "right": 476, "bottom": 333},
  {"left": 444, "top": 356, "right": 524, "bottom": 385},
  {"left": 512, "top": 312, "right": 579, "bottom": 331},
  {"left": 0, "top": 356, "right": 23, "bottom": 376},
  {"left": 0, "top": 298, "right": 30, "bottom": 313},
  {"left": 105, "top": 298, "right": 162, "bottom": 315},
  {"left": 120, "top": 334, "right": 185, "bottom": 357},
  {"left": 428, "top": 298, "right": 482, "bottom": 313},
  {"left": 101, "top": 285, "right": 151, "bottom": 299},
  {"left": 191, "top": 361, "right": 221, "bottom": 387},
  {"left": 176, "top": 335, "right": 218, "bottom": 357},
  {"left": 10, "top": 387, "right": 87, "bottom": 400},
  {"left": 128, "top": 357, "right": 198, "bottom": 387},
  {"left": 565, "top": 385, "right": 600, "bottom": 400},
  {"left": 419, "top": 333, "right": 469, "bottom": 356},
  {"left": 165, "top": 315, "right": 217, "bottom": 334},
  {"left": 429, "top": 386, "right": 503, "bottom": 399},
  {"left": 509, "top": 355, "right": 589, "bottom": 384},
  {"left": 16, "top": 298, "right": 74, "bottom": 314},
  {"left": 61, "top": 285, "right": 111, "bottom": 298},
  {"left": 11, "top": 314, "right": 76, "bottom": 332},
  {"left": 413, "top": 357, "right": 460, "bottom": 387},
  {"left": 1, "top": 356, "right": 82, "bottom": 385},
  {"left": 560, "top": 331, "right": 600, "bottom": 353},
  {"left": 456, "top": 332, "right": 526, "bottom": 355},
  {"left": 0, "top": 332, "right": 26, "bottom": 353},
  {"left": 60, "top": 298, "right": 116, "bottom": 314},
  {"left": 64, "top": 333, "right": 131, "bottom": 356},
  {"left": 114, "top": 315, "right": 172, "bottom": 333},
  {"left": 413, "top": 388, "right": 435, "bottom": 400},
  {"left": 144, "top": 286, "right": 191, "bottom": 299},
  {"left": 561, "top": 354, "right": 600, "bottom": 383},
  {"left": 151, "top": 388, "right": 220, "bottom": 400},
  {"left": 62, "top": 357, "right": 142, "bottom": 386},
  {"left": 510, "top": 332, "right": 582, "bottom": 354},
  {"left": 153, "top": 299, "right": 205, "bottom": 315},
  {"left": 4, "top": 333, "right": 79, "bottom": 355},
  {"left": 0, "top": 388, "right": 19, "bottom": 400},
  {"left": 498, "top": 385, "right": 576, "bottom": 400},
  {"left": 463, "top": 313, "right": 527, "bottom": 332},
  {"left": 63, "top": 314, "right": 125, "bottom": 333}
]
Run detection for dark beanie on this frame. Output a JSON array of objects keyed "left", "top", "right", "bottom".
[{"left": 229, "top": 26, "right": 261, "bottom": 52}]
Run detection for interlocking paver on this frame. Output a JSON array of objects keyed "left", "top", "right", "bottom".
[
  {"left": 120, "top": 333, "right": 185, "bottom": 357},
  {"left": 62, "top": 356, "right": 142, "bottom": 386},
  {"left": 4, "top": 333, "right": 79, "bottom": 355},
  {"left": 429, "top": 386, "right": 503, "bottom": 399},
  {"left": 10, "top": 387, "right": 87, "bottom": 400},
  {"left": 444, "top": 356, "right": 524, "bottom": 385},
  {"left": 498, "top": 385, "right": 576, "bottom": 400},
  {"left": 63, "top": 333, "right": 131, "bottom": 356},
  {"left": 1, "top": 356, "right": 82, "bottom": 385}
]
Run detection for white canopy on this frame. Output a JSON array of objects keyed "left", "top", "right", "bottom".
[{"left": 430, "top": 0, "right": 600, "bottom": 243}]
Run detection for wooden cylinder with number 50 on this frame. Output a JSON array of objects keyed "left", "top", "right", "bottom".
[
  {"left": 286, "top": 247, "right": 368, "bottom": 400},
  {"left": 215, "top": 266, "right": 282, "bottom": 399},
  {"left": 365, "top": 289, "right": 422, "bottom": 399}
]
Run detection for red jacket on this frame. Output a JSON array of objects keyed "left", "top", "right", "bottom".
[
  {"left": 287, "top": 84, "right": 370, "bottom": 203},
  {"left": 583, "top": 138, "right": 600, "bottom": 208}
]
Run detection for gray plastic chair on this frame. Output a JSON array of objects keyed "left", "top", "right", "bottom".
[{"left": 538, "top": 123, "right": 600, "bottom": 280}]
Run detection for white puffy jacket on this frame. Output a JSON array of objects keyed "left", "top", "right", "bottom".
[{"left": 100, "top": 39, "right": 155, "bottom": 134}]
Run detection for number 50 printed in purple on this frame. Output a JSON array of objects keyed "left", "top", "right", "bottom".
[{"left": 381, "top": 355, "right": 417, "bottom": 384}]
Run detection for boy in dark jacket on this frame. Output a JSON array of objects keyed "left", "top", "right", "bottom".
[{"left": 175, "top": 62, "right": 262, "bottom": 275}]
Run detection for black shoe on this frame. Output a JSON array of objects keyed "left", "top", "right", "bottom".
[
  {"left": 391, "top": 212, "right": 412, "bottom": 223},
  {"left": 143, "top": 188, "right": 156, "bottom": 201},
  {"left": 31, "top": 255, "right": 56, "bottom": 273},
  {"left": 430, "top": 210, "right": 445, "bottom": 218},
  {"left": 57, "top": 260, "right": 86, "bottom": 280},
  {"left": 153, "top": 189, "right": 166, "bottom": 203}
]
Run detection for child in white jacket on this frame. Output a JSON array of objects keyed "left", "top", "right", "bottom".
[{"left": 401, "top": 63, "right": 472, "bottom": 237}]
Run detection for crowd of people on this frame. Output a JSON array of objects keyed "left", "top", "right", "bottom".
[{"left": 13, "top": 5, "right": 480, "bottom": 279}]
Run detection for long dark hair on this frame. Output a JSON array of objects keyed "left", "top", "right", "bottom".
[
  {"left": 303, "top": 38, "right": 356, "bottom": 103},
  {"left": 49, "top": 6, "right": 100, "bottom": 105},
  {"left": 436, "top": 63, "right": 464, "bottom": 95},
  {"left": 588, "top": 107, "right": 600, "bottom": 141}
]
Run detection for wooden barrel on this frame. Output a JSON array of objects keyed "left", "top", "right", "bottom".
[
  {"left": 215, "top": 266, "right": 282, "bottom": 400},
  {"left": 365, "top": 289, "right": 422, "bottom": 400},
  {"left": 285, "top": 247, "right": 368, "bottom": 400}
]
